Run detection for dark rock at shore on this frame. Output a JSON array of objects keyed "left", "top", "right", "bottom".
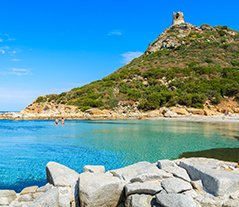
[{"left": 179, "top": 148, "right": 239, "bottom": 162}]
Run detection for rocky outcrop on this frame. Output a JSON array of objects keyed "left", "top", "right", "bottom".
[
  {"left": 1, "top": 98, "right": 239, "bottom": 120},
  {"left": 0, "top": 158, "right": 239, "bottom": 207},
  {"left": 145, "top": 14, "right": 197, "bottom": 54}
]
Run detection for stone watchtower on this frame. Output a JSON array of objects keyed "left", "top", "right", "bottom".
[{"left": 172, "top": 12, "right": 185, "bottom": 26}]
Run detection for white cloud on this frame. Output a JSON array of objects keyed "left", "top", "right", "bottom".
[
  {"left": 121, "top": 51, "right": 144, "bottom": 64},
  {"left": 107, "top": 30, "right": 123, "bottom": 36},
  {"left": 0, "top": 68, "right": 31, "bottom": 76},
  {"left": 10, "top": 68, "right": 31, "bottom": 76}
]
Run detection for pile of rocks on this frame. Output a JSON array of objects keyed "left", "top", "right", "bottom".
[{"left": 0, "top": 158, "right": 239, "bottom": 207}]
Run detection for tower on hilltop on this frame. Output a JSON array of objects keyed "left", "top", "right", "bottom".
[{"left": 172, "top": 12, "right": 185, "bottom": 26}]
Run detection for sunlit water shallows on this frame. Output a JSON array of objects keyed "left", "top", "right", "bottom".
[{"left": 0, "top": 119, "right": 238, "bottom": 191}]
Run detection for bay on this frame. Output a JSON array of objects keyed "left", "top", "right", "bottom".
[{"left": 0, "top": 119, "right": 238, "bottom": 192}]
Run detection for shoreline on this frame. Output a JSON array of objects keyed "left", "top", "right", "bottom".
[
  {"left": 149, "top": 115, "right": 239, "bottom": 123},
  {"left": 0, "top": 112, "right": 239, "bottom": 123}
]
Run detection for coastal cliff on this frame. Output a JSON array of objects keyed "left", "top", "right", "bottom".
[{"left": 4, "top": 12, "right": 239, "bottom": 120}]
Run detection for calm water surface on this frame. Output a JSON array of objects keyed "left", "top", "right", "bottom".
[{"left": 0, "top": 119, "right": 238, "bottom": 191}]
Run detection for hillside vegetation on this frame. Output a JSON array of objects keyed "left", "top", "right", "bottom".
[{"left": 34, "top": 23, "right": 239, "bottom": 111}]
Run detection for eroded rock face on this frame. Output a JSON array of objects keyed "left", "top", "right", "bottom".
[{"left": 79, "top": 172, "right": 126, "bottom": 207}]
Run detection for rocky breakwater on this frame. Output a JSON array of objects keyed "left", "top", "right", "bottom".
[{"left": 1, "top": 158, "right": 239, "bottom": 207}]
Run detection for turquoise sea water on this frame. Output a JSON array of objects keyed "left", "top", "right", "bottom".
[{"left": 0, "top": 119, "right": 238, "bottom": 192}]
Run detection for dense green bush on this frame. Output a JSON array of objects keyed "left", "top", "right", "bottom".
[{"left": 35, "top": 96, "right": 47, "bottom": 103}]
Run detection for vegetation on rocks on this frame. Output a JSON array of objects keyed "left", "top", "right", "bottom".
[{"left": 33, "top": 23, "right": 239, "bottom": 112}]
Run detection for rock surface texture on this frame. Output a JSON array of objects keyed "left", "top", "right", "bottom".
[
  {"left": 179, "top": 158, "right": 239, "bottom": 196},
  {"left": 0, "top": 158, "right": 239, "bottom": 207},
  {"left": 79, "top": 172, "right": 126, "bottom": 207}
]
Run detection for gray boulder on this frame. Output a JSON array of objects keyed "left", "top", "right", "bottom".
[
  {"left": 79, "top": 172, "right": 126, "bottom": 207},
  {"left": 179, "top": 158, "right": 239, "bottom": 196},
  {"left": 46, "top": 162, "right": 79, "bottom": 206},
  {"left": 46, "top": 162, "right": 79, "bottom": 187},
  {"left": 156, "top": 192, "right": 198, "bottom": 207},
  {"left": 161, "top": 177, "right": 192, "bottom": 193},
  {"left": 0, "top": 190, "right": 17, "bottom": 206},
  {"left": 110, "top": 162, "right": 162, "bottom": 181},
  {"left": 125, "top": 181, "right": 162, "bottom": 197},
  {"left": 83, "top": 165, "right": 105, "bottom": 173},
  {"left": 125, "top": 194, "right": 156, "bottom": 207}
]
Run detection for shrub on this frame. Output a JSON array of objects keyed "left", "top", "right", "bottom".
[{"left": 35, "top": 96, "right": 47, "bottom": 103}]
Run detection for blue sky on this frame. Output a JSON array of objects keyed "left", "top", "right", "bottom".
[{"left": 0, "top": 0, "right": 238, "bottom": 110}]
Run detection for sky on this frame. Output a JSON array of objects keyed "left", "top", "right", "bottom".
[{"left": 0, "top": 0, "right": 238, "bottom": 111}]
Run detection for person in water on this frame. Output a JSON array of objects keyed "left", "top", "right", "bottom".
[
  {"left": 55, "top": 118, "right": 59, "bottom": 125},
  {"left": 61, "top": 117, "right": 65, "bottom": 125}
]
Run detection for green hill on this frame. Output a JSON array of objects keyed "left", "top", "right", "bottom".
[{"left": 33, "top": 17, "right": 239, "bottom": 112}]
